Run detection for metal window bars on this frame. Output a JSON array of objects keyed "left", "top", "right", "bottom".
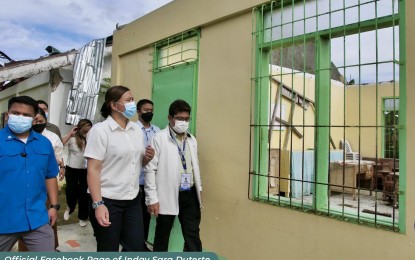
[
  {"left": 149, "top": 29, "right": 200, "bottom": 72},
  {"left": 250, "top": 0, "right": 403, "bottom": 232}
]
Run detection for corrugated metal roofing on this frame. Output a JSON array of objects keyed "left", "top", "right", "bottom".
[{"left": 65, "top": 38, "right": 105, "bottom": 125}]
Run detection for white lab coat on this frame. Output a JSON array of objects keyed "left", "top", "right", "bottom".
[{"left": 144, "top": 127, "right": 202, "bottom": 215}]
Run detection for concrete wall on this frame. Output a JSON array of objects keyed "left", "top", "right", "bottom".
[
  {"left": 271, "top": 74, "right": 400, "bottom": 158},
  {"left": 0, "top": 54, "right": 112, "bottom": 131},
  {"left": 0, "top": 67, "right": 74, "bottom": 135},
  {"left": 345, "top": 82, "right": 400, "bottom": 158},
  {"left": 112, "top": 0, "right": 415, "bottom": 259},
  {"left": 269, "top": 67, "right": 349, "bottom": 151},
  {"left": 0, "top": 72, "right": 50, "bottom": 121}
]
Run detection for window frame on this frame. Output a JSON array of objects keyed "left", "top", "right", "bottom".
[{"left": 250, "top": 0, "right": 406, "bottom": 232}]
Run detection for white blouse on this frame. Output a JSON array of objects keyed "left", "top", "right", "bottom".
[
  {"left": 84, "top": 116, "right": 145, "bottom": 200},
  {"left": 66, "top": 137, "right": 87, "bottom": 169}
]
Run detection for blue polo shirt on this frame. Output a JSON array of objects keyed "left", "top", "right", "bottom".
[{"left": 0, "top": 125, "right": 59, "bottom": 234}]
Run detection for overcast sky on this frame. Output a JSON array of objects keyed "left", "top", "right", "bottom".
[{"left": 1, "top": 0, "right": 173, "bottom": 62}]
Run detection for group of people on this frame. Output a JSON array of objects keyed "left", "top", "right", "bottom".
[{"left": 0, "top": 85, "right": 203, "bottom": 252}]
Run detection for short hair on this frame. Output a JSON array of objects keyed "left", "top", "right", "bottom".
[
  {"left": 136, "top": 99, "right": 154, "bottom": 111},
  {"left": 8, "top": 96, "right": 39, "bottom": 115},
  {"left": 36, "top": 100, "right": 49, "bottom": 109},
  {"left": 35, "top": 107, "right": 47, "bottom": 120},
  {"left": 100, "top": 85, "right": 130, "bottom": 118},
  {"left": 169, "top": 99, "right": 191, "bottom": 117}
]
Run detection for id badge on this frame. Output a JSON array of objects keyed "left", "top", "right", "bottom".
[{"left": 180, "top": 173, "right": 191, "bottom": 191}]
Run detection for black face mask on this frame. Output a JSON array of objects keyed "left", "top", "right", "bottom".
[
  {"left": 32, "top": 123, "right": 47, "bottom": 133},
  {"left": 141, "top": 112, "right": 154, "bottom": 123}
]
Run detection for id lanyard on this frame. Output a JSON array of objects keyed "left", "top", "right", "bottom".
[
  {"left": 169, "top": 129, "right": 188, "bottom": 173},
  {"left": 142, "top": 126, "right": 156, "bottom": 142}
]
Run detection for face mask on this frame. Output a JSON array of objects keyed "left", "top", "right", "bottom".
[
  {"left": 45, "top": 112, "right": 49, "bottom": 119},
  {"left": 141, "top": 112, "right": 153, "bottom": 123},
  {"left": 172, "top": 120, "right": 189, "bottom": 134},
  {"left": 32, "top": 123, "right": 47, "bottom": 133},
  {"left": 8, "top": 114, "right": 33, "bottom": 134},
  {"left": 118, "top": 101, "right": 137, "bottom": 119}
]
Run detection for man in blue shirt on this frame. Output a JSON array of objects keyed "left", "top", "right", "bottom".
[
  {"left": 0, "top": 96, "right": 59, "bottom": 252},
  {"left": 136, "top": 99, "right": 160, "bottom": 249}
]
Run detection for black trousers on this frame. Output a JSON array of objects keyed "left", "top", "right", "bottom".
[
  {"left": 153, "top": 187, "right": 202, "bottom": 252},
  {"left": 65, "top": 166, "right": 88, "bottom": 220},
  {"left": 140, "top": 185, "right": 151, "bottom": 242},
  {"left": 89, "top": 193, "right": 145, "bottom": 252}
]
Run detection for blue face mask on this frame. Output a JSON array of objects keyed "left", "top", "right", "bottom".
[
  {"left": 118, "top": 101, "right": 137, "bottom": 119},
  {"left": 8, "top": 114, "right": 33, "bottom": 134}
]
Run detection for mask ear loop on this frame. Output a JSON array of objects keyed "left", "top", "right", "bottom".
[{"left": 113, "top": 102, "right": 124, "bottom": 113}]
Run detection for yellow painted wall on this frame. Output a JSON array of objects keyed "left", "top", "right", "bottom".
[
  {"left": 270, "top": 67, "right": 316, "bottom": 150},
  {"left": 269, "top": 67, "right": 348, "bottom": 151},
  {"left": 270, "top": 73, "right": 399, "bottom": 158},
  {"left": 114, "top": 46, "right": 154, "bottom": 121},
  {"left": 345, "top": 83, "right": 400, "bottom": 158},
  {"left": 112, "top": 1, "right": 415, "bottom": 259}
]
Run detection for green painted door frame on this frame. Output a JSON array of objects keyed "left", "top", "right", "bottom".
[{"left": 152, "top": 63, "right": 198, "bottom": 134}]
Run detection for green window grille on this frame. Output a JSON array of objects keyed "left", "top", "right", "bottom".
[
  {"left": 383, "top": 98, "right": 399, "bottom": 159},
  {"left": 250, "top": 0, "right": 405, "bottom": 232},
  {"left": 150, "top": 29, "right": 199, "bottom": 72}
]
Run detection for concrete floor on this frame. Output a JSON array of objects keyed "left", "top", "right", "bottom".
[
  {"left": 56, "top": 221, "right": 96, "bottom": 252},
  {"left": 11, "top": 221, "right": 97, "bottom": 252},
  {"left": 291, "top": 191, "right": 399, "bottom": 221}
]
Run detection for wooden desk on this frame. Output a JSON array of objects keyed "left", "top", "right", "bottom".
[
  {"left": 330, "top": 160, "right": 375, "bottom": 200},
  {"left": 383, "top": 172, "right": 399, "bottom": 207}
]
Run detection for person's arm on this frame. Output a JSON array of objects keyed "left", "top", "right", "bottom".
[
  {"left": 44, "top": 138, "right": 59, "bottom": 226},
  {"left": 55, "top": 126, "right": 62, "bottom": 141},
  {"left": 54, "top": 138, "right": 65, "bottom": 180},
  {"left": 62, "top": 127, "right": 78, "bottom": 145},
  {"left": 87, "top": 158, "right": 111, "bottom": 227},
  {"left": 46, "top": 177, "right": 59, "bottom": 226},
  {"left": 142, "top": 145, "right": 155, "bottom": 167},
  {"left": 144, "top": 138, "right": 160, "bottom": 216},
  {"left": 57, "top": 159, "right": 65, "bottom": 181}
]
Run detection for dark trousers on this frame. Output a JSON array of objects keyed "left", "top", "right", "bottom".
[
  {"left": 89, "top": 194, "right": 144, "bottom": 252},
  {"left": 140, "top": 185, "right": 150, "bottom": 242},
  {"left": 65, "top": 166, "right": 88, "bottom": 220},
  {"left": 153, "top": 187, "right": 202, "bottom": 252}
]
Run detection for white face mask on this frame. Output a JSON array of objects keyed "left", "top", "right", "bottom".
[{"left": 172, "top": 120, "right": 189, "bottom": 134}]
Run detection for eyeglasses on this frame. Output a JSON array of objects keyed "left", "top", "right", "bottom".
[{"left": 173, "top": 116, "right": 191, "bottom": 122}]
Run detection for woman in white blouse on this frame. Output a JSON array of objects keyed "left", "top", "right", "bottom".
[
  {"left": 84, "top": 85, "right": 155, "bottom": 251},
  {"left": 62, "top": 119, "right": 92, "bottom": 227}
]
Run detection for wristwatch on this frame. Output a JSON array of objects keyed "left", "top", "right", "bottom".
[
  {"left": 49, "top": 204, "right": 60, "bottom": 211},
  {"left": 92, "top": 200, "right": 105, "bottom": 209}
]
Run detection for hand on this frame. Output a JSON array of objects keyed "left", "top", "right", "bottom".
[
  {"left": 147, "top": 202, "right": 160, "bottom": 217},
  {"left": 58, "top": 166, "right": 65, "bottom": 181},
  {"left": 48, "top": 208, "right": 58, "bottom": 226},
  {"left": 70, "top": 127, "right": 78, "bottom": 137},
  {"left": 144, "top": 145, "right": 155, "bottom": 161},
  {"left": 95, "top": 205, "right": 111, "bottom": 227}
]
